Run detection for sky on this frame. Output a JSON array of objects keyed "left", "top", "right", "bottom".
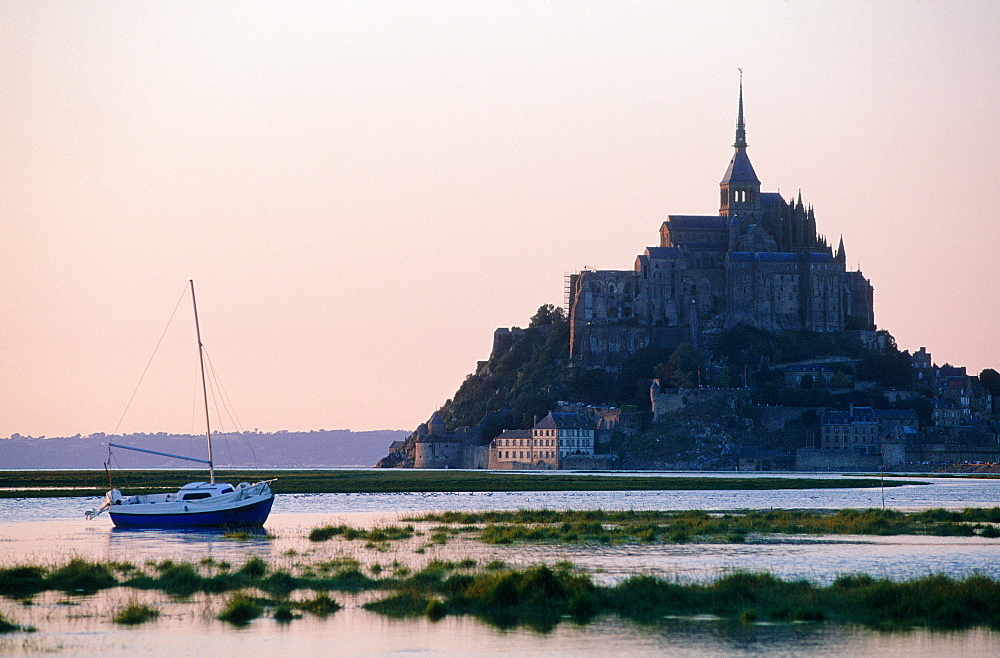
[{"left": 2, "top": 1, "right": 998, "bottom": 439}]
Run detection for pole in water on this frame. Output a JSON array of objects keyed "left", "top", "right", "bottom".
[{"left": 880, "top": 466, "right": 885, "bottom": 509}]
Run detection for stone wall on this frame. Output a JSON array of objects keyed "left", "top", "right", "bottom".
[
  {"left": 756, "top": 405, "right": 825, "bottom": 432},
  {"left": 795, "top": 447, "right": 882, "bottom": 471},
  {"left": 461, "top": 445, "right": 490, "bottom": 469},
  {"left": 413, "top": 438, "right": 464, "bottom": 469},
  {"left": 651, "top": 386, "right": 738, "bottom": 421},
  {"left": 560, "top": 454, "right": 618, "bottom": 470},
  {"left": 908, "top": 443, "right": 1000, "bottom": 465}
]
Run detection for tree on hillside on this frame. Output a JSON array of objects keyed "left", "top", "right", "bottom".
[
  {"left": 529, "top": 304, "right": 565, "bottom": 328},
  {"left": 668, "top": 343, "right": 706, "bottom": 388},
  {"left": 829, "top": 370, "right": 851, "bottom": 389},
  {"left": 856, "top": 348, "right": 913, "bottom": 388},
  {"left": 979, "top": 369, "right": 1000, "bottom": 395}
]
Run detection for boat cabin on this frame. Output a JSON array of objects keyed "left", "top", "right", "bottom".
[{"left": 178, "top": 482, "right": 236, "bottom": 501}]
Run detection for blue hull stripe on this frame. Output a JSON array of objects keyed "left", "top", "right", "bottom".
[{"left": 110, "top": 496, "right": 274, "bottom": 528}]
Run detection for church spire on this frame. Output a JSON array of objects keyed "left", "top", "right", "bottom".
[
  {"left": 720, "top": 69, "right": 760, "bottom": 217},
  {"left": 734, "top": 68, "right": 747, "bottom": 148}
]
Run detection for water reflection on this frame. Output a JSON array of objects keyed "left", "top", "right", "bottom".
[
  {"left": 267, "top": 477, "right": 1000, "bottom": 516},
  {"left": 2, "top": 598, "right": 998, "bottom": 656},
  {"left": 106, "top": 526, "right": 277, "bottom": 564}
]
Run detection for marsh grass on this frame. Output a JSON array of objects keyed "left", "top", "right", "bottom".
[
  {"left": 295, "top": 591, "right": 342, "bottom": 616},
  {"left": 217, "top": 592, "right": 265, "bottom": 626},
  {"left": 113, "top": 601, "right": 160, "bottom": 625},
  {"left": 272, "top": 603, "right": 301, "bottom": 623},
  {"left": 609, "top": 571, "right": 1000, "bottom": 629},
  {"left": 362, "top": 591, "right": 432, "bottom": 618},
  {"left": 308, "top": 524, "right": 414, "bottom": 543},
  {"left": 0, "top": 566, "right": 47, "bottom": 599},
  {"left": 360, "top": 564, "right": 1000, "bottom": 631},
  {"left": 4, "top": 554, "right": 1000, "bottom": 632},
  {"left": 222, "top": 530, "right": 276, "bottom": 541},
  {"left": 407, "top": 508, "right": 1000, "bottom": 545},
  {"left": 0, "top": 612, "right": 34, "bottom": 634},
  {"left": 47, "top": 559, "right": 119, "bottom": 595}
]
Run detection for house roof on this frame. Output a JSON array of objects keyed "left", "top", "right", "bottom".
[
  {"left": 873, "top": 408, "right": 919, "bottom": 421},
  {"left": 823, "top": 407, "right": 878, "bottom": 425},
  {"left": 644, "top": 246, "right": 683, "bottom": 259},
  {"left": 720, "top": 147, "right": 760, "bottom": 185},
  {"left": 495, "top": 429, "right": 531, "bottom": 439},
  {"left": 533, "top": 412, "right": 594, "bottom": 431},
  {"left": 665, "top": 215, "right": 726, "bottom": 230},
  {"left": 760, "top": 192, "right": 785, "bottom": 207}
]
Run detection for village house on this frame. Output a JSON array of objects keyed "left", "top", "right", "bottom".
[{"left": 488, "top": 412, "right": 595, "bottom": 470}]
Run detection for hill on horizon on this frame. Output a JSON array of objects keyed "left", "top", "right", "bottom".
[{"left": 0, "top": 429, "right": 408, "bottom": 469}]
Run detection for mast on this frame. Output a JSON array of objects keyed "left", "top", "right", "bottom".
[{"left": 190, "top": 279, "right": 215, "bottom": 484}]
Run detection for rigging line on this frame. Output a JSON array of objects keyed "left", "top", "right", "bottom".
[
  {"left": 200, "top": 352, "right": 236, "bottom": 468},
  {"left": 207, "top": 373, "right": 237, "bottom": 469},
  {"left": 203, "top": 347, "right": 245, "bottom": 431},
  {"left": 110, "top": 283, "right": 191, "bottom": 438},
  {"left": 203, "top": 347, "right": 259, "bottom": 468},
  {"left": 108, "top": 450, "right": 133, "bottom": 494}
]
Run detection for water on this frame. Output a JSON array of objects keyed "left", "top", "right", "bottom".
[
  {"left": 8, "top": 474, "right": 1000, "bottom": 524},
  {"left": 2, "top": 475, "right": 1000, "bottom": 655}
]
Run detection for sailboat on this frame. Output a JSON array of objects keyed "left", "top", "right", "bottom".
[{"left": 86, "top": 280, "right": 275, "bottom": 528}]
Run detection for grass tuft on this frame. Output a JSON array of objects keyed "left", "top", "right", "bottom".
[
  {"left": 296, "top": 591, "right": 342, "bottom": 617},
  {"left": 218, "top": 592, "right": 264, "bottom": 626},
  {"left": 113, "top": 602, "right": 160, "bottom": 626},
  {"left": 363, "top": 591, "right": 433, "bottom": 618},
  {"left": 48, "top": 559, "right": 117, "bottom": 595},
  {"left": 0, "top": 566, "right": 47, "bottom": 598},
  {"left": 272, "top": 603, "right": 301, "bottom": 623},
  {"left": 309, "top": 524, "right": 414, "bottom": 543}
]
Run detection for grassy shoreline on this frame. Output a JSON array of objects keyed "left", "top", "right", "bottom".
[
  {"left": 0, "top": 469, "right": 913, "bottom": 498},
  {"left": 2, "top": 556, "right": 999, "bottom": 631},
  {"left": 397, "top": 508, "right": 1000, "bottom": 543},
  {"left": 302, "top": 508, "right": 1000, "bottom": 548}
]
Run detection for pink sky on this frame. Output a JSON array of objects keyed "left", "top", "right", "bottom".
[{"left": 2, "top": 2, "right": 998, "bottom": 438}]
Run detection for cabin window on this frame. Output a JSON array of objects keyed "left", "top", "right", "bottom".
[
  {"left": 221, "top": 487, "right": 234, "bottom": 494},
  {"left": 181, "top": 492, "right": 212, "bottom": 500}
]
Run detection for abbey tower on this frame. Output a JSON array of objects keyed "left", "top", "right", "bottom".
[{"left": 567, "top": 80, "right": 876, "bottom": 371}]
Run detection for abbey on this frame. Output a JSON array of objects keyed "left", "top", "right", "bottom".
[{"left": 568, "top": 82, "right": 875, "bottom": 370}]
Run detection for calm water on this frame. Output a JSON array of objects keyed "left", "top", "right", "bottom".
[{"left": 2, "top": 474, "right": 999, "bottom": 655}]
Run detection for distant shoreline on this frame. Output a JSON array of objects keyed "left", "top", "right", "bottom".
[{"left": 0, "top": 469, "right": 917, "bottom": 498}]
